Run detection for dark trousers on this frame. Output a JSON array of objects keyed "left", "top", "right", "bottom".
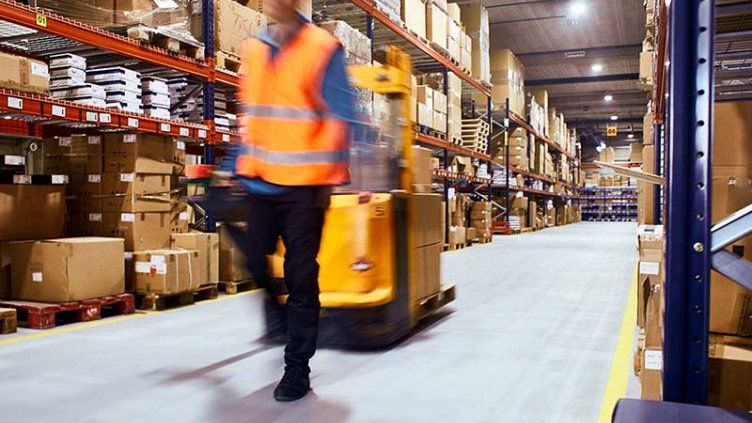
[{"left": 243, "top": 186, "right": 330, "bottom": 372}]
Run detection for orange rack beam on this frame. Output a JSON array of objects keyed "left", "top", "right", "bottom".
[{"left": 0, "top": 89, "right": 210, "bottom": 140}]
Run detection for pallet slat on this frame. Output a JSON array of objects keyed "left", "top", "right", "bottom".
[
  {"left": 0, "top": 294, "right": 135, "bottom": 330},
  {"left": 136, "top": 284, "right": 218, "bottom": 311}
]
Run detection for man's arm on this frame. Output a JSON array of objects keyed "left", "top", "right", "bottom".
[{"left": 321, "top": 47, "right": 357, "bottom": 121}]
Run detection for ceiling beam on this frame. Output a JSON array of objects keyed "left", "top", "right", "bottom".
[
  {"left": 566, "top": 117, "right": 644, "bottom": 125},
  {"left": 515, "top": 44, "right": 642, "bottom": 67},
  {"left": 526, "top": 73, "right": 639, "bottom": 86},
  {"left": 716, "top": 2, "right": 752, "bottom": 17}
]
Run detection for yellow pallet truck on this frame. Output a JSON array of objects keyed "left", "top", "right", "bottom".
[{"left": 191, "top": 46, "right": 455, "bottom": 349}]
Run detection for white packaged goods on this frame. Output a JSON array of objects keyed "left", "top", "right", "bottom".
[
  {"left": 67, "top": 97, "right": 108, "bottom": 108},
  {"left": 96, "top": 79, "right": 142, "bottom": 94},
  {"left": 50, "top": 67, "right": 87, "bottom": 80},
  {"left": 143, "top": 106, "right": 171, "bottom": 119},
  {"left": 51, "top": 83, "right": 106, "bottom": 100},
  {"left": 142, "top": 93, "right": 171, "bottom": 108},
  {"left": 50, "top": 76, "right": 86, "bottom": 89},
  {"left": 106, "top": 91, "right": 142, "bottom": 103},
  {"left": 141, "top": 77, "right": 169, "bottom": 94},
  {"left": 87, "top": 67, "right": 141, "bottom": 83},
  {"left": 49, "top": 53, "right": 86, "bottom": 71}
]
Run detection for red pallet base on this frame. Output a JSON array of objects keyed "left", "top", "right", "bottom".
[
  {"left": 492, "top": 221, "right": 512, "bottom": 235},
  {"left": 0, "top": 293, "right": 135, "bottom": 329}
]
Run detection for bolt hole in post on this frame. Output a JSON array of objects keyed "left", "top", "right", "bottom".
[
  {"left": 698, "top": 89, "right": 705, "bottom": 96},
  {"left": 696, "top": 214, "right": 704, "bottom": 221},
  {"left": 696, "top": 182, "right": 704, "bottom": 190},
  {"left": 697, "top": 151, "right": 704, "bottom": 158}
]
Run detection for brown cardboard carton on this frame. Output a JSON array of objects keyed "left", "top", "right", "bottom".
[
  {"left": 69, "top": 196, "right": 103, "bottom": 213},
  {"left": 710, "top": 167, "right": 752, "bottom": 336},
  {"left": 411, "top": 146, "right": 433, "bottom": 189},
  {"left": 170, "top": 232, "right": 219, "bottom": 286},
  {"left": 8, "top": 237, "right": 124, "bottom": 302},
  {"left": 412, "top": 194, "right": 443, "bottom": 248},
  {"left": 218, "top": 223, "right": 252, "bottom": 282},
  {"left": 0, "top": 52, "right": 23, "bottom": 88},
  {"left": 640, "top": 348, "right": 663, "bottom": 401},
  {"left": 101, "top": 173, "right": 172, "bottom": 213},
  {"left": 452, "top": 156, "right": 475, "bottom": 176},
  {"left": 104, "top": 155, "right": 175, "bottom": 175},
  {"left": 415, "top": 243, "right": 441, "bottom": 301},
  {"left": 170, "top": 199, "right": 190, "bottom": 234},
  {"left": 708, "top": 334, "right": 752, "bottom": 411},
  {"left": 0, "top": 185, "right": 65, "bottom": 242},
  {"left": 466, "top": 227, "right": 477, "bottom": 242},
  {"left": 69, "top": 173, "right": 104, "bottom": 197},
  {"left": 104, "top": 133, "right": 172, "bottom": 161},
  {"left": 215, "top": 0, "right": 267, "bottom": 55},
  {"left": 426, "top": 2, "right": 448, "bottom": 49},
  {"left": 133, "top": 249, "right": 201, "bottom": 294},
  {"left": 448, "top": 226, "right": 466, "bottom": 245},
  {"left": 714, "top": 103, "right": 752, "bottom": 167},
  {"left": 0, "top": 245, "right": 11, "bottom": 299},
  {"left": 21, "top": 58, "right": 50, "bottom": 95},
  {"left": 402, "top": 0, "right": 426, "bottom": 39},
  {"left": 70, "top": 212, "right": 104, "bottom": 237},
  {"left": 102, "top": 212, "right": 171, "bottom": 251}
]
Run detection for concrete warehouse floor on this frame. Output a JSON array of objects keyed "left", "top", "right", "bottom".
[{"left": 0, "top": 222, "right": 638, "bottom": 423}]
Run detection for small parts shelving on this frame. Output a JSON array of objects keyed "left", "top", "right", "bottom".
[{"left": 580, "top": 186, "right": 638, "bottom": 222}]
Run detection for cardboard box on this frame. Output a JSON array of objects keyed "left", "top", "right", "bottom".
[
  {"left": 412, "top": 146, "right": 433, "bottom": 188},
  {"left": 171, "top": 199, "right": 190, "bottom": 234},
  {"left": 452, "top": 156, "right": 475, "bottom": 176},
  {"left": 101, "top": 173, "right": 172, "bottom": 213},
  {"left": 402, "top": 0, "right": 426, "bottom": 39},
  {"left": 218, "top": 223, "right": 252, "bottom": 282},
  {"left": 412, "top": 194, "right": 443, "bottom": 248},
  {"left": 715, "top": 103, "right": 752, "bottom": 167},
  {"left": 0, "top": 52, "right": 23, "bottom": 88},
  {"left": 415, "top": 242, "right": 441, "bottom": 301},
  {"left": 710, "top": 166, "right": 752, "bottom": 336},
  {"left": 170, "top": 232, "right": 219, "bottom": 286},
  {"left": 460, "top": 3, "right": 490, "bottom": 83},
  {"left": 133, "top": 249, "right": 202, "bottom": 294},
  {"left": 215, "top": 0, "right": 267, "bottom": 55},
  {"left": 70, "top": 212, "right": 104, "bottom": 237},
  {"left": 8, "top": 237, "right": 124, "bottom": 302},
  {"left": 417, "top": 85, "right": 434, "bottom": 110},
  {"left": 640, "top": 348, "right": 663, "bottom": 401},
  {"left": 0, "top": 185, "right": 66, "bottom": 242},
  {"left": 433, "top": 111, "right": 447, "bottom": 133},
  {"left": 448, "top": 226, "right": 466, "bottom": 245},
  {"left": 708, "top": 334, "right": 752, "bottom": 411},
  {"left": 426, "top": 2, "right": 448, "bottom": 49},
  {"left": 102, "top": 212, "right": 171, "bottom": 251}
]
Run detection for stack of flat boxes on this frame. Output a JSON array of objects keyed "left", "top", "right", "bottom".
[
  {"left": 460, "top": 2, "right": 490, "bottom": 84},
  {"left": 49, "top": 54, "right": 107, "bottom": 108},
  {"left": 412, "top": 194, "right": 442, "bottom": 300},
  {"left": 508, "top": 195, "right": 528, "bottom": 230},
  {"left": 170, "top": 77, "right": 231, "bottom": 131},
  {"left": 375, "top": 0, "right": 402, "bottom": 22},
  {"left": 87, "top": 67, "right": 142, "bottom": 114},
  {"left": 426, "top": 0, "right": 448, "bottom": 50},
  {"left": 447, "top": 195, "right": 468, "bottom": 246},
  {"left": 318, "top": 20, "right": 372, "bottom": 116},
  {"left": 141, "top": 77, "right": 171, "bottom": 120},
  {"left": 481, "top": 49, "right": 524, "bottom": 116},
  {"left": 531, "top": 90, "right": 549, "bottom": 137}
]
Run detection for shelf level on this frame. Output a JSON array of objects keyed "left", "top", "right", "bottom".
[
  {"left": 0, "top": 89, "right": 210, "bottom": 140},
  {"left": 507, "top": 112, "right": 576, "bottom": 161}
]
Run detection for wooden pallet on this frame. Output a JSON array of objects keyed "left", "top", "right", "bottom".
[
  {"left": 475, "top": 236, "right": 493, "bottom": 244},
  {"left": 417, "top": 284, "right": 457, "bottom": 318},
  {"left": 416, "top": 124, "right": 447, "bottom": 141},
  {"left": 0, "top": 307, "right": 17, "bottom": 334},
  {"left": 218, "top": 279, "right": 256, "bottom": 295},
  {"left": 0, "top": 294, "right": 135, "bottom": 330},
  {"left": 520, "top": 228, "right": 535, "bottom": 234},
  {"left": 125, "top": 24, "right": 205, "bottom": 60},
  {"left": 136, "top": 284, "right": 218, "bottom": 311},
  {"left": 216, "top": 51, "right": 241, "bottom": 73},
  {"left": 444, "top": 242, "right": 467, "bottom": 251},
  {"left": 405, "top": 27, "right": 430, "bottom": 46}
]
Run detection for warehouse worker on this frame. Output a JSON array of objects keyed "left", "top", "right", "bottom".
[{"left": 223, "top": 0, "right": 355, "bottom": 403}]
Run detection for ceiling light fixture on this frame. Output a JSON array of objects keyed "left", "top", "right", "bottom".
[
  {"left": 603, "top": 94, "right": 613, "bottom": 102},
  {"left": 610, "top": 115, "right": 619, "bottom": 121},
  {"left": 591, "top": 63, "right": 603, "bottom": 72},
  {"left": 627, "top": 134, "right": 635, "bottom": 139},
  {"left": 569, "top": 1, "right": 587, "bottom": 18}
]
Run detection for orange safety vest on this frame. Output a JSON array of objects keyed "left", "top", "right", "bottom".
[{"left": 236, "top": 24, "right": 351, "bottom": 187}]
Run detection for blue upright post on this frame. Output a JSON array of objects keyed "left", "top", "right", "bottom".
[
  {"left": 653, "top": 122, "right": 663, "bottom": 224},
  {"left": 203, "top": 0, "right": 216, "bottom": 232},
  {"left": 366, "top": 15, "right": 374, "bottom": 63},
  {"left": 505, "top": 98, "right": 510, "bottom": 223},
  {"left": 443, "top": 67, "right": 450, "bottom": 243},
  {"left": 487, "top": 96, "right": 492, "bottom": 200},
  {"left": 663, "top": 0, "right": 715, "bottom": 404}
]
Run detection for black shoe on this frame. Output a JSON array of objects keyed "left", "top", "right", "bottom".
[{"left": 273, "top": 367, "right": 311, "bottom": 402}]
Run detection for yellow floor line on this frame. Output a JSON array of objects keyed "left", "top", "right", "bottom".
[
  {"left": 0, "top": 289, "right": 258, "bottom": 346},
  {"left": 597, "top": 266, "right": 638, "bottom": 423}
]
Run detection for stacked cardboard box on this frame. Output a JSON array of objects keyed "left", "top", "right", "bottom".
[
  {"left": 481, "top": 49, "right": 524, "bottom": 116},
  {"left": 170, "top": 232, "right": 220, "bottom": 287},
  {"left": 470, "top": 201, "right": 492, "bottom": 242},
  {"left": 530, "top": 90, "right": 549, "bottom": 136},
  {"left": 426, "top": 0, "right": 448, "bottom": 50},
  {"left": 0, "top": 51, "right": 49, "bottom": 96},
  {"left": 460, "top": 31, "right": 472, "bottom": 75},
  {"left": 375, "top": 0, "right": 402, "bottom": 22},
  {"left": 412, "top": 194, "right": 443, "bottom": 300},
  {"left": 411, "top": 146, "right": 433, "bottom": 192},
  {"left": 446, "top": 3, "right": 462, "bottom": 63},
  {"left": 637, "top": 145, "right": 655, "bottom": 224},
  {"left": 447, "top": 73, "right": 463, "bottom": 142},
  {"left": 319, "top": 20, "right": 372, "bottom": 117},
  {"left": 508, "top": 194, "right": 528, "bottom": 230},
  {"left": 497, "top": 128, "right": 529, "bottom": 170},
  {"left": 708, "top": 335, "right": 752, "bottom": 411},
  {"left": 401, "top": 0, "right": 426, "bottom": 38},
  {"left": 447, "top": 195, "right": 469, "bottom": 246},
  {"left": 218, "top": 223, "right": 252, "bottom": 283},
  {"left": 635, "top": 225, "right": 664, "bottom": 401},
  {"left": 460, "top": 2, "right": 490, "bottom": 84},
  {"left": 4, "top": 237, "right": 125, "bottom": 302}
]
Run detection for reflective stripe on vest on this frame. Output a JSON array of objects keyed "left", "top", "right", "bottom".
[
  {"left": 238, "top": 104, "right": 333, "bottom": 121},
  {"left": 241, "top": 144, "right": 350, "bottom": 165}
]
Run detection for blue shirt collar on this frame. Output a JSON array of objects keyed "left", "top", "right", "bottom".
[{"left": 257, "top": 11, "right": 311, "bottom": 48}]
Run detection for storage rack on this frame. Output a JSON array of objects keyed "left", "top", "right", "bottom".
[
  {"left": 579, "top": 186, "right": 637, "bottom": 222},
  {"left": 654, "top": 0, "right": 752, "bottom": 405},
  {"left": 0, "top": 0, "right": 510, "bottom": 242}
]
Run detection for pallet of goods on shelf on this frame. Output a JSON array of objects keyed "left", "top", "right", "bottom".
[
  {"left": 459, "top": 2, "right": 490, "bottom": 85},
  {"left": 426, "top": 0, "right": 448, "bottom": 52},
  {"left": 446, "top": 73, "right": 463, "bottom": 144},
  {"left": 476, "top": 48, "right": 524, "bottom": 115},
  {"left": 446, "top": 3, "right": 462, "bottom": 66},
  {"left": 528, "top": 89, "right": 548, "bottom": 137},
  {"left": 0, "top": 51, "right": 50, "bottom": 96},
  {"left": 401, "top": 0, "right": 426, "bottom": 40}
]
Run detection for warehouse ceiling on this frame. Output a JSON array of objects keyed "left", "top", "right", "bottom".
[{"left": 470, "top": 0, "right": 648, "bottom": 158}]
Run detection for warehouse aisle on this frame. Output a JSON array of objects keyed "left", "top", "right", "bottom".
[{"left": 0, "top": 222, "right": 637, "bottom": 423}]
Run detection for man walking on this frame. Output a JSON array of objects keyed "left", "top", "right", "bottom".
[{"left": 228, "top": 0, "right": 355, "bottom": 403}]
